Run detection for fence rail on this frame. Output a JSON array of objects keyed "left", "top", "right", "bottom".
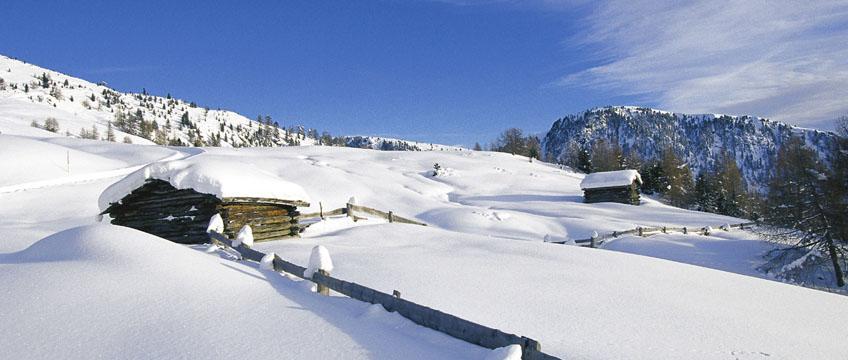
[
  {"left": 208, "top": 231, "right": 557, "bottom": 360},
  {"left": 297, "top": 202, "right": 427, "bottom": 227},
  {"left": 553, "top": 221, "right": 758, "bottom": 248}
]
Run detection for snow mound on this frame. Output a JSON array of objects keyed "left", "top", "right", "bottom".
[
  {"left": 485, "top": 345, "right": 522, "bottom": 360},
  {"left": 580, "top": 169, "right": 642, "bottom": 190},
  {"left": 234, "top": 225, "right": 254, "bottom": 248},
  {"left": 305, "top": 245, "right": 334, "bottom": 278},
  {"left": 206, "top": 213, "right": 224, "bottom": 234},
  {"left": 0, "top": 224, "right": 485, "bottom": 359},
  {"left": 98, "top": 155, "right": 311, "bottom": 210}
]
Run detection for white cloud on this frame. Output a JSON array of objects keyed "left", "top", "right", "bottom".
[{"left": 559, "top": 0, "right": 848, "bottom": 129}]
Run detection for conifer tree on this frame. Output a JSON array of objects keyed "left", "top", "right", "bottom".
[
  {"left": 576, "top": 148, "right": 593, "bottom": 173},
  {"left": 766, "top": 136, "right": 845, "bottom": 286},
  {"left": 714, "top": 152, "right": 747, "bottom": 217},
  {"left": 590, "top": 139, "right": 623, "bottom": 172},
  {"left": 106, "top": 121, "right": 116, "bottom": 142},
  {"left": 40, "top": 73, "right": 50, "bottom": 88},
  {"left": 660, "top": 148, "right": 694, "bottom": 208}
]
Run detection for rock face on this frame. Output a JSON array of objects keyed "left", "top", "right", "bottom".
[{"left": 542, "top": 106, "right": 840, "bottom": 192}]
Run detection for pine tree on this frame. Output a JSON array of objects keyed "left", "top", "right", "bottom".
[
  {"left": 660, "top": 149, "right": 694, "bottom": 208},
  {"left": 576, "top": 148, "right": 593, "bottom": 173},
  {"left": 473, "top": 142, "right": 482, "bottom": 151},
  {"left": 766, "top": 136, "right": 845, "bottom": 287},
  {"left": 527, "top": 136, "right": 540, "bottom": 162},
  {"left": 50, "top": 86, "right": 63, "bottom": 100},
  {"left": 40, "top": 73, "right": 50, "bottom": 88},
  {"left": 694, "top": 172, "right": 718, "bottom": 213},
  {"left": 494, "top": 128, "right": 528, "bottom": 155},
  {"left": 106, "top": 121, "right": 116, "bottom": 142},
  {"left": 590, "top": 139, "right": 623, "bottom": 172},
  {"left": 714, "top": 152, "right": 748, "bottom": 218},
  {"left": 43, "top": 118, "right": 60, "bottom": 133},
  {"left": 639, "top": 160, "right": 666, "bottom": 195}
]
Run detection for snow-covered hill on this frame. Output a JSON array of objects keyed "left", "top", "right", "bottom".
[
  {"left": 542, "top": 106, "right": 840, "bottom": 192},
  {"left": 2, "top": 133, "right": 847, "bottom": 359},
  {"left": 0, "top": 54, "right": 315, "bottom": 147},
  {"left": 343, "top": 135, "right": 467, "bottom": 152},
  {"left": 0, "top": 55, "right": 471, "bottom": 152}
]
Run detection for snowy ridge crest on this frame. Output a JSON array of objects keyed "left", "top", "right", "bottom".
[{"left": 543, "top": 106, "right": 839, "bottom": 192}]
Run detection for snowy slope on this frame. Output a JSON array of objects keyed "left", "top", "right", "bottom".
[
  {"left": 0, "top": 224, "right": 486, "bottom": 359},
  {"left": 0, "top": 55, "right": 314, "bottom": 147},
  {"left": 2, "top": 134, "right": 847, "bottom": 359},
  {"left": 260, "top": 224, "right": 848, "bottom": 360}
]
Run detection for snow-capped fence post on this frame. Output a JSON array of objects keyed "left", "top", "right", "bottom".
[
  {"left": 346, "top": 196, "right": 356, "bottom": 221},
  {"left": 205, "top": 231, "right": 559, "bottom": 360},
  {"left": 637, "top": 227, "right": 643, "bottom": 237},
  {"left": 306, "top": 245, "right": 334, "bottom": 296},
  {"left": 388, "top": 211, "right": 394, "bottom": 223},
  {"left": 589, "top": 232, "right": 598, "bottom": 248},
  {"left": 316, "top": 269, "right": 331, "bottom": 296}
]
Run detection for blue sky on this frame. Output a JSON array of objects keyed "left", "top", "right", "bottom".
[{"left": 2, "top": 1, "right": 846, "bottom": 145}]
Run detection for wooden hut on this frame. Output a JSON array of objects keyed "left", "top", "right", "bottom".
[
  {"left": 98, "top": 157, "right": 311, "bottom": 244},
  {"left": 579, "top": 170, "right": 642, "bottom": 205}
]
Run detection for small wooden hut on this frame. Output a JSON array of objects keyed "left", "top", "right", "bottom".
[
  {"left": 579, "top": 170, "right": 642, "bottom": 205},
  {"left": 99, "top": 157, "right": 311, "bottom": 244}
]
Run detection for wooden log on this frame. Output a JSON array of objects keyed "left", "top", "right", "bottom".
[
  {"left": 245, "top": 222, "right": 294, "bottom": 233},
  {"left": 252, "top": 230, "right": 299, "bottom": 241},
  {"left": 223, "top": 197, "right": 309, "bottom": 207},
  {"left": 316, "top": 269, "right": 330, "bottom": 295},
  {"left": 222, "top": 209, "right": 296, "bottom": 216},
  {"left": 224, "top": 215, "right": 295, "bottom": 225},
  {"left": 222, "top": 206, "right": 294, "bottom": 215},
  {"left": 298, "top": 207, "right": 345, "bottom": 220},
  {"left": 110, "top": 195, "right": 220, "bottom": 210}
]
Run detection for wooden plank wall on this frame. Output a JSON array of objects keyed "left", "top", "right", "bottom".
[{"left": 105, "top": 180, "right": 306, "bottom": 244}]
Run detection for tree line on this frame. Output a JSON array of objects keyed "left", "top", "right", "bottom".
[{"left": 485, "top": 122, "right": 848, "bottom": 287}]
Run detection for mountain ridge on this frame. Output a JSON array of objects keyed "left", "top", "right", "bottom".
[{"left": 542, "top": 105, "right": 840, "bottom": 192}]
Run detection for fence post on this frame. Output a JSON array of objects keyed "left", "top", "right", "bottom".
[
  {"left": 388, "top": 211, "right": 394, "bottom": 223},
  {"left": 393, "top": 290, "right": 401, "bottom": 298},
  {"left": 316, "top": 269, "right": 330, "bottom": 296},
  {"left": 638, "top": 227, "right": 643, "bottom": 237},
  {"left": 683, "top": 227, "right": 688, "bottom": 234},
  {"left": 319, "top": 201, "right": 324, "bottom": 220},
  {"left": 662, "top": 226, "right": 667, "bottom": 234},
  {"left": 346, "top": 203, "right": 354, "bottom": 221},
  {"left": 590, "top": 236, "right": 596, "bottom": 248}
]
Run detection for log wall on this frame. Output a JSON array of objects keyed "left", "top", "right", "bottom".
[
  {"left": 582, "top": 182, "right": 640, "bottom": 205},
  {"left": 104, "top": 179, "right": 304, "bottom": 244}
]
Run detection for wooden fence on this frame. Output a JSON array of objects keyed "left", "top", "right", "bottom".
[
  {"left": 208, "top": 231, "right": 559, "bottom": 360},
  {"left": 551, "top": 221, "right": 758, "bottom": 248},
  {"left": 297, "top": 202, "right": 427, "bottom": 227}
]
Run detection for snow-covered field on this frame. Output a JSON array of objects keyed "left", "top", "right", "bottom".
[{"left": 1, "top": 133, "right": 847, "bottom": 359}]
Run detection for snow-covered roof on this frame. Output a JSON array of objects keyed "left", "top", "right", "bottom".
[
  {"left": 580, "top": 170, "right": 642, "bottom": 190},
  {"left": 99, "top": 155, "right": 311, "bottom": 211}
]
